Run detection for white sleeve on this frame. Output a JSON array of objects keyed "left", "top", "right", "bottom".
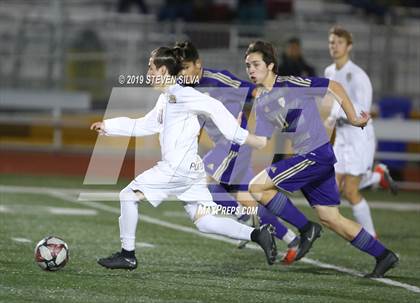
[
  {"left": 354, "top": 73, "right": 373, "bottom": 113},
  {"left": 103, "top": 106, "right": 161, "bottom": 137},
  {"left": 185, "top": 90, "right": 249, "bottom": 145}
]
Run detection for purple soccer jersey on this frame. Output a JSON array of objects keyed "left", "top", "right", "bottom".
[
  {"left": 255, "top": 76, "right": 331, "bottom": 157},
  {"left": 256, "top": 75, "right": 340, "bottom": 206},
  {"left": 195, "top": 68, "right": 255, "bottom": 187}
]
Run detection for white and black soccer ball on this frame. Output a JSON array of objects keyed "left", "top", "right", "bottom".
[{"left": 34, "top": 236, "right": 69, "bottom": 271}]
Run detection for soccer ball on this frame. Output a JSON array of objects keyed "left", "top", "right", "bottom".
[{"left": 34, "top": 236, "right": 69, "bottom": 271}]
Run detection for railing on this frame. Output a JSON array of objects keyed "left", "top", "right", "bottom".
[{"left": 0, "top": 2, "right": 420, "bottom": 107}]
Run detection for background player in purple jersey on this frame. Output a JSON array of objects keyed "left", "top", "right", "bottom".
[
  {"left": 241, "top": 40, "right": 399, "bottom": 278},
  {"left": 174, "top": 40, "right": 300, "bottom": 263}
]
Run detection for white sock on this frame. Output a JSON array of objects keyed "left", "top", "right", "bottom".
[
  {"left": 195, "top": 215, "right": 253, "bottom": 241},
  {"left": 119, "top": 187, "right": 140, "bottom": 251},
  {"left": 352, "top": 199, "right": 376, "bottom": 237},
  {"left": 282, "top": 229, "right": 297, "bottom": 245},
  {"left": 359, "top": 171, "right": 381, "bottom": 189}
]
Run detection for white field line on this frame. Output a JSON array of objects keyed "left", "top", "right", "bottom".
[
  {"left": 136, "top": 242, "right": 155, "bottom": 248},
  {"left": 1, "top": 185, "right": 419, "bottom": 212},
  {"left": 11, "top": 237, "right": 32, "bottom": 243},
  {"left": 47, "top": 207, "right": 97, "bottom": 216},
  {"left": 1, "top": 185, "right": 420, "bottom": 294},
  {"left": 0, "top": 205, "right": 12, "bottom": 213}
]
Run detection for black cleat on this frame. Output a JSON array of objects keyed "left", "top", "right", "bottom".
[
  {"left": 295, "top": 221, "right": 322, "bottom": 261},
  {"left": 365, "top": 250, "right": 399, "bottom": 278},
  {"left": 251, "top": 224, "right": 277, "bottom": 265},
  {"left": 97, "top": 252, "right": 138, "bottom": 270}
]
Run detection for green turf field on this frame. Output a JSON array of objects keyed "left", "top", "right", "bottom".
[{"left": 1, "top": 174, "right": 419, "bottom": 302}]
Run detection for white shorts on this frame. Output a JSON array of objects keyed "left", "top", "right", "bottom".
[
  {"left": 334, "top": 124, "right": 375, "bottom": 176},
  {"left": 127, "top": 161, "right": 216, "bottom": 216}
]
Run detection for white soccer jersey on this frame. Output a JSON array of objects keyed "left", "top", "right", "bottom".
[
  {"left": 103, "top": 84, "right": 249, "bottom": 177},
  {"left": 325, "top": 60, "right": 375, "bottom": 175},
  {"left": 324, "top": 60, "right": 372, "bottom": 119}
]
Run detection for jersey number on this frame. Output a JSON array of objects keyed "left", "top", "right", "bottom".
[{"left": 282, "top": 109, "right": 302, "bottom": 132}]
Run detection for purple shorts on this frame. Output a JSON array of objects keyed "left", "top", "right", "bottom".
[
  {"left": 204, "top": 144, "right": 254, "bottom": 191},
  {"left": 267, "top": 154, "right": 340, "bottom": 207}
]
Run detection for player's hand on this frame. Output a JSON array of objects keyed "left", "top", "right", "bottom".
[
  {"left": 351, "top": 111, "right": 370, "bottom": 128},
  {"left": 90, "top": 121, "right": 105, "bottom": 134},
  {"left": 237, "top": 112, "right": 243, "bottom": 125}
]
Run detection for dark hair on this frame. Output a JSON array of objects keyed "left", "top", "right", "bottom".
[
  {"left": 329, "top": 25, "right": 353, "bottom": 45},
  {"left": 245, "top": 40, "right": 278, "bottom": 72},
  {"left": 287, "top": 37, "right": 301, "bottom": 45},
  {"left": 173, "top": 40, "right": 199, "bottom": 62},
  {"left": 150, "top": 47, "right": 184, "bottom": 76}
]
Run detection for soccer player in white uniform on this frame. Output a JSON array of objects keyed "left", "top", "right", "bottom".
[
  {"left": 91, "top": 47, "right": 277, "bottom": 270},
  {"left": 324, "top": 26, "right": 397, "bottom": 238}
]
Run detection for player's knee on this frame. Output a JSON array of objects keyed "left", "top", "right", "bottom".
[
  {"left": 343, "top": 187, "right": 358, "bottom": 201},
  {"left": 119, "top": 187, "right": 143, "bottom": 202},
  {"left": 248, "top": 181, "right": 263, "bottom": 198},
  {"left": 317, "top": 208, "right": 340, "bottom": 229},
  {"left": 119, "top": 188, "right": 130, "bottom": 201},
  {"left": 319, "top": 217, "right": 335, "bottom": 230}
]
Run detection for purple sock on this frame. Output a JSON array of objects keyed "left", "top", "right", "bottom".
[
  {"left": 265, "top": 192, "right": 309, "bottom": 230},
  {"left": 208, "top": 184, "right": 238, "bottom": 208},
  {"left": 351, "top": 228, "right": 386, "bottom": 258},
  {"left": 257, "top": 206, "right": 288, "bottom": 240}
]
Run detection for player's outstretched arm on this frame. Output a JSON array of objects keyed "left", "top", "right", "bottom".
[
  {"left": 244, "top": 133, "right": 267, "bottom": 149},
  {"left": 236, "top": 112, "right": 267, "bottom": 149},
  {"left": 89, "top": 103, "right": 161, "bottom": 137},
  {"left": 328, "top": 80, "right": 370, "bottom": 128}
]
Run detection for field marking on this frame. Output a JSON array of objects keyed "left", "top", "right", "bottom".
[
  {"left": 47, "top": 207, "right": 97, "bottom": 216},
  {"left": 1, "top": 203, "right": 96, "bottom": 216},
  {"left": 136, "top": 242, "right": 155, "bottom": 248},
  {"left": 163, "top": 211, "right": 189, "bottom": 218},
  {"left": 0, "top": 205, "right": 12, "bottom": 213},
  {"left": 1, "top": 185, "right": 419, "bottom": 212},
  {"left": 57, "top": 191, "right": 420, "bottom": 294},
  {"left": 11, "top": 237, "right": 32, "bottom": 243},
  {"left": 2, "top": 185, "right": 420, "bottom": 294}
]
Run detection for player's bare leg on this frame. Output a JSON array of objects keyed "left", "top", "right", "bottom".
[
  {"left": 249, "top": 170, "right": 322, "bottom": 262},
  {"left": 335, "top": 173, "right": 345, "bottom": 192},
  {"left": 314, "top": 205, "right": 398, "bottom": 277}
]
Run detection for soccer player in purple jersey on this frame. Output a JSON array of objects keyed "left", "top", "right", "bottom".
[
  {"left": 174, "top": 40, "right": 300, "bottom": 263},
  {"left": 242, "top": 40, "right": 399, "bottom": 278}
]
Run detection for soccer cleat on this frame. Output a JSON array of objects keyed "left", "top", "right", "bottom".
[
  {"left": 281, "top": 237, "right": 299, "bottom": 265},
  {"left": 374, "top": 163, "right": 398, "bottom": 195},
  {"left": 97, "top": 252, "right": 137, "bottom": 270},
  {"left": 365, "top": 250, "right": 399, "bottom": 278},
  {"left": 295, "top": 221, "right": 322, "bottom": 261},
  {"left": 251, "top": 224, "right": 277, "bottom": 265}
]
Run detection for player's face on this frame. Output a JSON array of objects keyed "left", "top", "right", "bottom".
[
  {"left": 180, "top": 60, "right": 202, "bottom": 80},
  {"left": 245, "top": 52, "right": 270, "bottom": 85},
  {"left": 147, "top": 57, "right": 166, "bottom": 87},
  {"left": 329, "top": 34, "right": 351, "bottom": 60}
]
